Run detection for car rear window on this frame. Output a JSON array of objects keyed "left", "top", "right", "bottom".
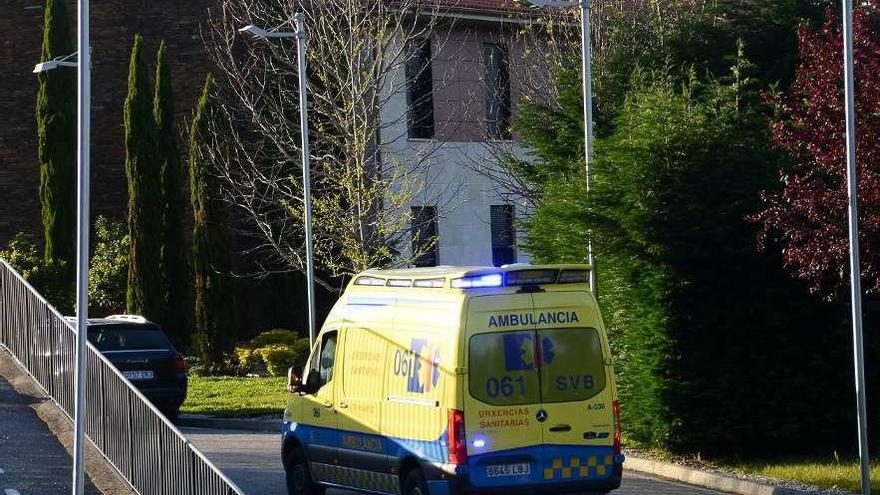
[
  {"left": 537, "top": 328, "right": 606, "bottom": 403},
  {"left": 468, "top": 331, "right": 542, "bottom": 406},
  {"left": 468, "top": 328, "right": 606, "bottom": 405},
  {"left": 88, "top": 324, "right": 171, "bottom": 352}
]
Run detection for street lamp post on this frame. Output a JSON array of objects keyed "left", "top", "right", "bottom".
[
  {"left": 841, "top": 1, "right": 871, "bottom": 494},
  {"left": 515, "top": 0, "right": 597, "bottom": 294},
  {"left": 34, "top": 1, "right": 90, "bottom": 493},
  {"left": 240, "top": 13, "right": 318, "bottom": 347}
]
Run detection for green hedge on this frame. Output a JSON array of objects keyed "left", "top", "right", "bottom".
[{"left": 524, "top": 67, "right": 858, "bottom": 456}]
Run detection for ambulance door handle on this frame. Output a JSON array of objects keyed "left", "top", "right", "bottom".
[
  {"left": 323, "top": 401, "right": 333, "bottom": 409},
  {"left": 549, "top": 424, "right": 572, "bottom": 432},
  {"left": 338, "top": 402, "right": 349, "bottom": 409}
]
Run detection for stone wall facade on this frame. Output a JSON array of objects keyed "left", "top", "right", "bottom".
[{"left": 0, "top": 0, "right": 214, "bottom": 247}]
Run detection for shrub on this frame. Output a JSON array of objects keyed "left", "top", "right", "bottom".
[
  {"left": 0, "top": 232, "right": 73, "bottom": 313},
  {"left": 257, "top": 345, "right": 297, "bottom": 378},
  {"left": 88, "top": 216, "right": 129, "bottom": 315},
  {"left": 250, "top": 329, "right": 299, "bottom": 347},
  {"left": 235, "top": 337, "right": 311, "bottom": 377},
  {"left": 234, "top": 346, "right": 266, "bottom": 376}
]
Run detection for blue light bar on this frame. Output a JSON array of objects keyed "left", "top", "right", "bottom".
[{"left": 451, "top": 274, "right": 503, "bottom": 289}]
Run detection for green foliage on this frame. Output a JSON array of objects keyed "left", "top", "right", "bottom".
[
  {"left": 234, "top": 346, "right": 264, "bottom": 374},
  {"left": 88, "top": 216, "right": 129, "bottom": 315},
  {"left": 190, "top": 73, "right": 238, "bottom": 373},
  {"left": 235, "top": 332, "right": 310, "bottom": 377},
  {"left": 250, "top": 329, "right": 300, "bottom": 348},
  {"left": 257, "top": 345, "right": 298, "bottom": 378},
  {"left": 36, "top": 0, "right": 76, "bottom": 271},
  {"left": 154, "top": 40, "right": 191, "bottom": 350},
  {"left": 523, "top": 56, "right": 849, "bottom": 455},
  {"left": 0, "top": 233, "right": 72, "bottom": 313},
  {"left": 124, "top": 34, "right": 164, "bottom": 323}
]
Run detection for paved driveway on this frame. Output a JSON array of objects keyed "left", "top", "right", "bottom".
[{"left": 183, "top": 427, "right": 727, "bottom": 495}]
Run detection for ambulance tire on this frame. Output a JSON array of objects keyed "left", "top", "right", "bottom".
[
  {"left": 285, "top": 448, "right": 325, "bottom": 495},
  {"left": 403, "top": 469, "right": 429, "bottom": 495}
]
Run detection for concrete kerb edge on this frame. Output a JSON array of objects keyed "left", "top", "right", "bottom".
[{"left": 624, "top": 456, "right": 850, "bottom": 495}]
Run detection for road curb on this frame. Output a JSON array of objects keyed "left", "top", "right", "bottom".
[
  {"left": 178, "top": 414, "right": 280, "bottom": 432},
  {"left": 625, "top": 456, "right": 847, "bottom": 495}
]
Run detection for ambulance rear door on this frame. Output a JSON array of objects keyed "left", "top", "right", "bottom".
[{"left": 463, "top": 293, "right": 545, "bottom": 488}]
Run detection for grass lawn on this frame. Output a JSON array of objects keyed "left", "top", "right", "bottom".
[
  {"left": 727, "top": 459, "right": 880, "bottom": 494},
  {"left": 181, "top": 376, "right": 288, "bottom": 418}
]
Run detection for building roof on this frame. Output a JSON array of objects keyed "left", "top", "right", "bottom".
[
  {"left": 448, "top": 0, "right": 519, "bottom": 11},
  {"left": 430, "top": 0, "right": 528, "bottom": 15}
]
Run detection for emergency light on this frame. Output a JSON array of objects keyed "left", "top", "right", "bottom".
[
  {"left": 450, "top": 274, "right": 503, "bottom": 289},
  {"left": 354, "top": 267, "right": 591, "bottom": 289}
]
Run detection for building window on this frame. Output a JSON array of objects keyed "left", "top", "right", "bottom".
[
  {"left": 484, "top": 43, "right": 511, "bottom": 140},
  {"left": 406, "top": 39, "right": 435, "bottom": 139},
  {"left": 411, "top": 206, "right": 438, "bottom": 267},
  {"left": 491, "top": 205, "right": 516, "bottom": 267}
]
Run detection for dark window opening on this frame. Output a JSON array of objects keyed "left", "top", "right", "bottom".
[
  {"left": 406, "top": 39, "right": 435, "bottom": 139},
  {"left": 411, "top": 206, "right": 438, "bottom": 267},
  {"left": 491, "top": 204, "right": 516, "bottom": 267},
  {"left": 484, "top": 43, "right": 512, "bottom": 140}
]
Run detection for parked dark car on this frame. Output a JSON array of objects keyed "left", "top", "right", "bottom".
[{"left": 66, "top": 315, "right": 188, "bottom": 419}]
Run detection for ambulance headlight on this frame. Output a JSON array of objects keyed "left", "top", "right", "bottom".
[{"left": 451, "top": 274, "right": 503, "bottom": 289}]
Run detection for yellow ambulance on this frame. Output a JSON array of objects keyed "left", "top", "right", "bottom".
[{"left": 282, "top": 265, "right": 623, "bottom": 495}]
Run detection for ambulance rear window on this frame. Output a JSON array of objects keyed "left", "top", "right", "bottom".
[
  {"left": 468, "top": 328, "right": 606, "bottom": 405},
  {"left": 538, "top": 328, "right": 606, "bottom": 403},
  {"left": 468, "top": 331, "right": 542, "bottom": 406}
]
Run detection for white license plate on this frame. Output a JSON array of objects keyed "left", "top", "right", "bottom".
[
  {"left": 123, "top": 370, "right": 154, "bottom": 381},
  {"left": 486, "top": 463, "right": 531, "bottom": 478}
]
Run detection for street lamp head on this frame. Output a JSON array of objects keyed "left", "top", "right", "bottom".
[
  {"left": 33, "top": 52, "right": 78, "bottom": 73},
  {"left": 239, "top": 24, "right": 271, "bottom": 38},
  {"left": 239, "top": 24, "right": 297, "bottom": 39},
  {"left": 33, "top": 61, "right": 59, "bottom": 73}
]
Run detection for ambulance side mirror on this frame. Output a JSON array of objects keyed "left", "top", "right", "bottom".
[
  {"left": 303, "top": 369, "right": 321, "bottom": 395},
  {"left": 287, "top": 367, "right": 302, "bottom": 394}
]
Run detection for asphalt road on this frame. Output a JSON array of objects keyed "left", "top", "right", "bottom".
[{"left": 183, "top": 427, "right": 728, "bottom": 495}]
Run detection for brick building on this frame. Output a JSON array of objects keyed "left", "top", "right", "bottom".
[
  {"left": 0, "top": 0, "right": 214, "bottom": 247},
  {"left": 0, "top": 0, "right": 540, "bottom": 331}
]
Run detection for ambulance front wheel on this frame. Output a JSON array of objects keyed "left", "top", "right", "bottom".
[
  {"left": 285, "top": 448, "right": 325, "bottom": 495},
  {"left": 403, "top": 469, "right": 429, "bottom": 495}
]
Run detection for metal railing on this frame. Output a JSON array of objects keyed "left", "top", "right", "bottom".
[{"left": 0, "top": 259, "right": 245, "bottom": 495}]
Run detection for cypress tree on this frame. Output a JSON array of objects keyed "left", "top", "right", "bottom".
[
  {"left": 154, "top": 40, "right": 190, "bottom": 349},
  {"left": 36, "top": 0, "right": 75, "bottom": 268},
  {"left": 190, "top": 74, "right": 237, "bottom": 371},
  {"left": 124, "top": 35, "right": 164, "bottom": 321}
]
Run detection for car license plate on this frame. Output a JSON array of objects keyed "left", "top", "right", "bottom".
[
  {"left": 486, "top": 463, "right": 530, "bottom": 478},
  {"left": 123, "top": 370, "right": 154, "bottom": 381}
]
